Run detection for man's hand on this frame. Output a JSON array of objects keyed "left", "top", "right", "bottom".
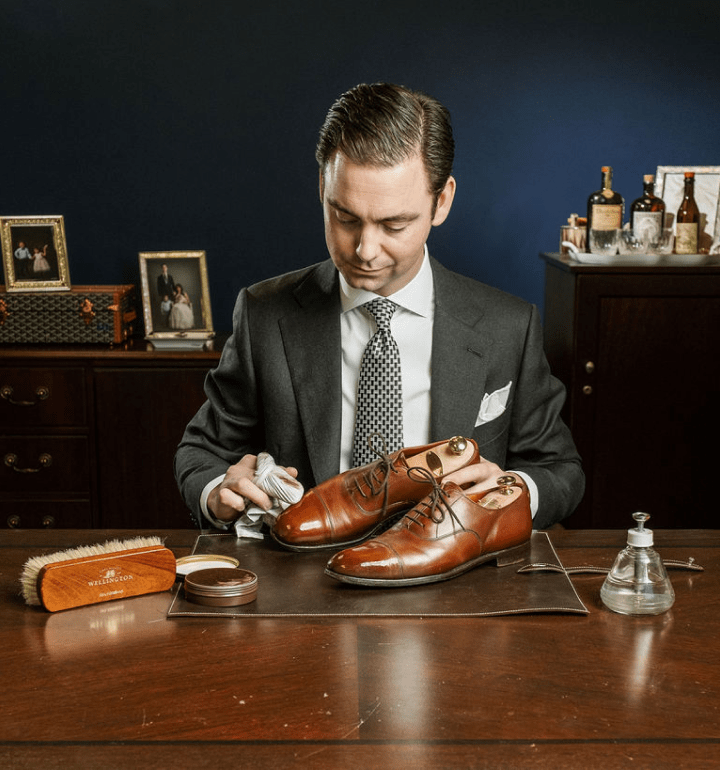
[
  {"left": 443, "top": 457, "right": 521, "bottom": 497},
  {"left": 207, "top": 455, "right": 299, "bottom": 522}
]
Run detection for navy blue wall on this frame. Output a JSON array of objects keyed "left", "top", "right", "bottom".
[{"left": 3, "top": 0, "right": 719, "bottom": 332}]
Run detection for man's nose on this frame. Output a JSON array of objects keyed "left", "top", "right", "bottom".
[{"left": 355, "top": 225, "right": 380, "bottom": 262}]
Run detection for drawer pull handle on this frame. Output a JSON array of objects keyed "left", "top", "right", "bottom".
[
  {"left": 4, "top": 453, "right": 53, "bottom": 473},
  {"left": 0, "top": 385, "right": 50, "bottom": 406}
]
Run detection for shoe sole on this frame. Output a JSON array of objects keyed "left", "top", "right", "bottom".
[
  {"left": 270, "top": 510, "right": 407, "bottom": 552},
  {"left": 324, "top": 540, "right": 531, "bottom": 587}
]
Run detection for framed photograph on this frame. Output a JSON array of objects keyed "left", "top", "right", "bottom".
[
  {"left": 0, "top": 215, "right": 71, "bottom": 291},
  {"left": 138, "top": 250, "right": 214, "bottom": 348},
  {"left": 655, "top": 166, "right": 720, "bottom": 253}
]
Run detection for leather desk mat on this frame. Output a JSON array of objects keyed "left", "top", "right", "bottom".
[{"left": 167, "top": 532, "right": 587, "bottom": 618}]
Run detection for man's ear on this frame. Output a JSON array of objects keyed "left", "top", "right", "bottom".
[
  {"left": 431, "top": 175, "right": 456, "bottom": 226},
  {"left": 318, "top": 169, "right": 325, "bottom": 204}
]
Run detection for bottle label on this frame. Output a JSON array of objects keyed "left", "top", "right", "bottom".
[
  {"left": 633, "top": 211, "right": 663, "bottom": 242},
  {"left": 675, "top": 222, "right": 698, "bottom": 254},
  {"left": 591, "top": 204, "right": 622, "bottom": 230}
]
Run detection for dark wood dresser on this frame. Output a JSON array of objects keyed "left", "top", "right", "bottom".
[
  {"left": 0, "top": 340, "right": 221, "bottom": 528},
  {"left": 541, "top": 252, "right": 720, "bottom": 528}
]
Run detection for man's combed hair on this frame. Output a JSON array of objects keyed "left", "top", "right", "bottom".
[{"left": 316, "top": 82, "right": 454, "bottom": 202}]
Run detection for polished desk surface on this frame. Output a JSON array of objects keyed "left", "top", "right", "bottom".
[{"left": 1, "top": 529, "right": 718, "bottom": 769}]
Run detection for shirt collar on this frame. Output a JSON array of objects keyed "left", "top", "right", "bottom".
[{"left": 338, "top": 245, "right": 433, "bottom": 318}]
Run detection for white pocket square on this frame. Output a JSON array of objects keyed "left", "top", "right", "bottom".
[{"left": 475, "top": 381, "right": 512, "bottom": 427}]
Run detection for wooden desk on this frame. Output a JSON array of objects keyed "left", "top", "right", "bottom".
[{"left": 2, "top": 529, "right": 717, "bottom": 769}]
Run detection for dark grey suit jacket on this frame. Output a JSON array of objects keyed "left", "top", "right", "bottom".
[{"left": 174, "top": 257, "right": 584, "bottom": 529}]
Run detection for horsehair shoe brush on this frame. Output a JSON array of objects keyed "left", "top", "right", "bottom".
[{"left": 20, "top": 536, "right": 177, "bottom": 612}]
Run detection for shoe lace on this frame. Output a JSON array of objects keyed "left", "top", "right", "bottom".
[
  {"left": 402, "top": 467, "right": 467, "bottom": 531},
  {"left": 404, "top": 469, "right": 525, "bottom": 532},
  {"left": 352, "top": 433, "right": 403, "bottom": 507}
]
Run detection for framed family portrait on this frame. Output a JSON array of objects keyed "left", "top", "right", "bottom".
[
  {"left": 138, "top": 250, "right": 214, "bottom": 348},
  {"left": 1, "top": 215, "right": 71, "bottom": 291},
  {"left": 655, "top": 166, "right": 720, "bottom": 253}
]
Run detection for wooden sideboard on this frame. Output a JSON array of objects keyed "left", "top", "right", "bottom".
[
  {"left": 0, "top": 340, "right": 221, "bottom": 529},
  {"left": 541, "top": 252, "right": 720, "bottom": 529}
]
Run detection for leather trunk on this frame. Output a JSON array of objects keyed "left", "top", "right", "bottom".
[{"left": 0, "top": 284, "right": 137, "bottom": 345}]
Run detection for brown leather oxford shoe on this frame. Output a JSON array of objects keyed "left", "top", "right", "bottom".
[
  {"left": 324, "top": 471, "right": 532, "bottom": 586},
  {"left": 271, "top": 436, "right": 479, "bottom": 551}
]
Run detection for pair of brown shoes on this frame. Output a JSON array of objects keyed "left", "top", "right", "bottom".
[{"left": 271, "top": 436, "right": 532, "bottom": 587}]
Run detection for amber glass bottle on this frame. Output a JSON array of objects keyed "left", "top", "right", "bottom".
[
  {"left": 675, "top": 172, "right": 700, "bottom": 254},
  {"left": 587, "top": 166, "right": 624, "bottom": 242},
  {"left": 630, "top": 175, "right": 666, "bottom": 243}
]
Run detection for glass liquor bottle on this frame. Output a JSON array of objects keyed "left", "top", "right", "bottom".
[
  {"left": 587, "top": 166, "right": 624, "bottom": 247},
  {"left": 630, "top": 174, "right": 666, "bottom": 244},
  {"left": 600, "top": 512, "right": 675, "bottom": 616},
  {"left": 675, "top": 172, "right": 700, "bottom": 254}
]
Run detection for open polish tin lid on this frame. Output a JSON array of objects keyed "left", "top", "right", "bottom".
[
  {"left": 184, "top": 567, "right": 258, "bottom": 607},
  {"left": 176, "top": 554, "right": 239, "bottom": 577}
]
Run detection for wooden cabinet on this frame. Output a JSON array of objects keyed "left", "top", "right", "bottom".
[
  {"left": 0, "top": 341, "right": 220, "bottom": 528},
  {"left": 541, "top": 253, "right": 720, "bottom": 529}
]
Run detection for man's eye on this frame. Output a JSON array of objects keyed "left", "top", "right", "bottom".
[{"left": 384, "top": 223, "right": 407, "bottom": 233}]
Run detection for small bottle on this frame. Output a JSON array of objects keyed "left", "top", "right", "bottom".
[
  {"left": 630, "top": 174, "right": 666, "bottom": 243},
  {"left": 675, "top": 171, "right": 700, "bottom": 254},
  {"left": 600, "top": 512, "right": 675, "bottom": 616},
  {"left": 587, "top": 166, "right": 624, "bottom": 248}
]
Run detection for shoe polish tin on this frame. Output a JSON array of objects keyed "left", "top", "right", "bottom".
[{"left": 184, "top": 567, "right": 258, "bottom": 607}]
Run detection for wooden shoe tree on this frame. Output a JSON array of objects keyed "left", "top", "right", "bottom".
[
  {"left": 406, "top": 436, "right": 475, "bottom": 478},
  {"left": 477, "top": 477, "right": 523, "bottom": 510}
]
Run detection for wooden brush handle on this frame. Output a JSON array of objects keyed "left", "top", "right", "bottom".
[{"left": 37, "top": 545, "right": 177, "bottom": 612}]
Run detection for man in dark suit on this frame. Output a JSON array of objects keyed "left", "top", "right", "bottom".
[
  {"left": 157, "top": 264, "right": 175, "bottom": 301},
  {"left": 175, "top": 83, "right": 584, "bottom": 531}
]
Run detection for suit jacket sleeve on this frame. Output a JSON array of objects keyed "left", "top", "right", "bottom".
[
  {"left": 430, "top": 261, "right": 584, "bottom": 529},
  {"left": 174, "top": 286, "right": 263, "bottom": 524},
  {"left": 501, "top": 305, "right": 585, "bottom": 529}
]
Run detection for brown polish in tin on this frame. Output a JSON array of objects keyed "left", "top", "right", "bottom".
[{"left": 184, "top": 567, "right": 258, "bottom": 607}]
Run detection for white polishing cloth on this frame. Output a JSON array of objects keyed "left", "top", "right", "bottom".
[{"left": 233, "top": 452, "right": 304, "bottom": 539}]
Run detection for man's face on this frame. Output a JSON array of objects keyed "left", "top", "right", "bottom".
[{"left": 320, "top": 151, "right": 455, "bottom": 296}]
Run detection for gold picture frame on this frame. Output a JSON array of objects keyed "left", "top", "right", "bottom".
[
  {"left": 138, "top": 250, "right": 214, "bottom": 349},
  {"left": 1, "top": 215, "right": 71, "bottom": 292}
]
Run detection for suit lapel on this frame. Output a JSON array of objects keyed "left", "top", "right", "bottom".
[
  {"left": 429, "top": 260, "right": 490, "bottom": 441},
  {"left": 279, "top": 261, "right": 343, "bottom": 482}
]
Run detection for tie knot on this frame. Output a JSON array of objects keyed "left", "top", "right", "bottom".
[{"left": 364, "top": 297, "right": 397, "bottom": 332}]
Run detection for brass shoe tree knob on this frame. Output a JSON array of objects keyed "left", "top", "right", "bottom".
[{"left": 447, "top": 436, "right": 468, "bottom": 455}]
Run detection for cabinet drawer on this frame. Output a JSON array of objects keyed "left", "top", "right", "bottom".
[
  {"left": 0, "top": 367, "right": 87, "bottom": 427},
  {"left": 0, "top": 436, "right": 90, "bottom": 494},
  {"left": 4, "top": 500, "right": 93, "bottom": 529}
]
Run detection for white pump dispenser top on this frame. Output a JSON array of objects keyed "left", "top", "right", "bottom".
[{"left": 627, "top": 512, "right": 653, "bottom": 547}]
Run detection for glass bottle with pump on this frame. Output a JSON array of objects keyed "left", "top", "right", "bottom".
[
  {"left": 587, "top": 166, "right": 624, "bottom": 248},
  {"left": 630, "top": 174, "right": 666, "bottom": 244},
  {"left": 675, "top": 171, "right": 700, "bottom": 254},
  {"left": 600, "top": 512, "right": 675, "bottom": 616}
]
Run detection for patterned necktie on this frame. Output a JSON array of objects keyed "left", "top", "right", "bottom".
[{"left": 351, "top": 297, "right": 404, "bottom": 467}]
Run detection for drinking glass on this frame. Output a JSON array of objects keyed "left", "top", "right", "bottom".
[{"left": 589, "top": 228, "right": 619, "bottom": 256}]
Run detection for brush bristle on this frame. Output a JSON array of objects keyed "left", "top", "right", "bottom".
[{"left": 20, "top": 536, "right": 165, "bottom": 606}]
